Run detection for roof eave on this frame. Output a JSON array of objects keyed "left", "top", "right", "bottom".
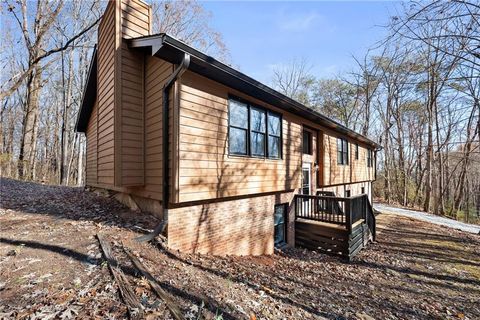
[
  {"left": 75, "top": 46, "right": 97, "bottom": 133},
  {"left": 131, "top": 34, "right": 381, "bottom": 148}
]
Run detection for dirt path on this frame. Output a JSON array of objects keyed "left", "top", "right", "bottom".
[
  {"left": 374, "top": 204, "right": 480, "bottom": 234},
  {"left": 1, "top": 178, "right": 479, "bottom": 319}
]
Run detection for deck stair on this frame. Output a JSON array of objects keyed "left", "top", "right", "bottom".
[{"left": 294, "top": 193, "right": 375, "bottom": 260}]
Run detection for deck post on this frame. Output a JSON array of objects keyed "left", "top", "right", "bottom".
[{"left": 345, "top": 198, "right": 352, "bottom": 232}]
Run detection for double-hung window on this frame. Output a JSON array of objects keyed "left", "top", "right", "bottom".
[
  {"left": 337, "top": 137, "right": 349, "bottom": 165},
  {"left": 228, "top": 100, "right": 249, "bottom": 155},
  {"left": 228, "top": 97, "right": 282, "bottom": 159},
  {"left": 267, "top": 112, "right": 281, "bottom": 159},
  {"left": 367, "top": 149, "right": 373, "bottom": 167},
  {"left": 250, "top": 107, "right": 266, "bottom": 156}
]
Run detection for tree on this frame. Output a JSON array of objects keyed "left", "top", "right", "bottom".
[
  {"left": 313, "top": 79, "right": 359, "bottom": 130},
  {"left": 151, "top": 0, "right": 229, "bottom": 62},
  {"left": 270, "top": 58, "right": 316, "bottom": 106}
]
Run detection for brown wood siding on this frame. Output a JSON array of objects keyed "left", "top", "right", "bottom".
[
  {"left": 120, "top": 0, "right": 150, "bottom": 39},
  {"left": 129, "top": 56, "right": 173, "bottom": 200},
  {"left": 322, "top": 132, "right": 375, "bottom": 186},
  {"left": 175, "top": 70, "right": 376, "bottom": 203},
  {"left": 118, "top": 0, "right": 150, "bottom": 186},
  {"left": 120, "top": 41, "right": 144, "bottom": 186},
  {"left": 177, "top": 71, "right": 302, "bottom": 203},
  {"left": 96, "top": 1, "right": 116, "bottom": 186},
  {"left": 86, "top": 99, "right": 98, "bottom": 185}
]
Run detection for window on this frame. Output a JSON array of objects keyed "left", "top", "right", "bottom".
[
  {"left": 355, "top": 144, "right": 359, "bottom": 160},
  {"left": 228, "top": 100, "right": 248, "bottom": 155},
  {"left": 228, "top": 97, "right": 282, "bottom": 159},
  {"left": 274, "top": 204, "right": 288, "bottom": 246},
  {"left": 367, "top": 149, "right": 373, "bottom": 167},
  {"left": 337, "top": 138, "right": 349, "bottom": 165},
  {"left": 267, "top": 112, "right": 281, "bottom": 159},
  {"left": 361, "top": 187, "right": 365, "bottom": 194},
  {"left": 250, "top": 107, "right": 266, "bottom": 156},
  {"left": 345, "top": 190, "right": 351, "bottom": 198},
  {"left": 302, "top": 130, "right": 312, "bottom": 154}
]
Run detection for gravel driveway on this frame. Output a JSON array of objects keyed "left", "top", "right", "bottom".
[{"left": 374, "top": 203, "right": 480, "bottom": 235}]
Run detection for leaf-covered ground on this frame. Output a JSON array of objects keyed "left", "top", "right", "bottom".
[{"left": 1, "top": 178, "right": 479, "bottom": 319}]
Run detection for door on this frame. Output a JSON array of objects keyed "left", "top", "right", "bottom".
[{"left": 302, "top": 163, "right": 311, "bottom": 213}]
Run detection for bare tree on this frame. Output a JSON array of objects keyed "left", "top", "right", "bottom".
[
  {"left": 151, "top": 0, "right": 229, "bottom": 62},
  {"left": 270, "top": 58, "right": 316, "bottom": 106}
]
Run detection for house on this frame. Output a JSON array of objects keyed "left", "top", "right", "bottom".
[{"left": 76, "top": 0, "right": 380, "bottom": 258}]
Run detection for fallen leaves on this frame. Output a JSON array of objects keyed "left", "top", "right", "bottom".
[{"left": 1, "top": 178, "right": 480, "bottom": 319}]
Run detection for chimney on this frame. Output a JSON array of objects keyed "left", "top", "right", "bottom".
[{"left": 96, "top": 0, "right": 151, "bottom": 187}]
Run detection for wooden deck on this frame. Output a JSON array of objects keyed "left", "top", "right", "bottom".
[{"left": 294, "top": 194, "right": 375, "bottom": 260}]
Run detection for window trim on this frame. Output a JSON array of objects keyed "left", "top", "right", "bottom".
[
  {"left": 228, "top": 96, "right": 283, "bottom": 160},
  {"left": 337, "top": 137, "right": 349, "bottom": 165}
]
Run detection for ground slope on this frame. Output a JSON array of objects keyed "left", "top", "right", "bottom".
[{"left": 1, "top": 178, "right": 479, "bottom": 319}]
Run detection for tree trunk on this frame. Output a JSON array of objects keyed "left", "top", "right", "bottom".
[{"left": 18, "top": 66, "right": 42, "bottom": 180}]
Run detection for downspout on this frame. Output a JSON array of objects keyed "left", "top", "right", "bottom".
[{"left": 136, "top": 53, "right": 191, "bottom": 242}]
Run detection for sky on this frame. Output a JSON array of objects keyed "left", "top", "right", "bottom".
[{"left": 201, "top": 1, "right": 401, "bottom": 85}]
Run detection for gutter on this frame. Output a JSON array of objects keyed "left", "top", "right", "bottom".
[{"left": 136, "top": 52, "right": 191, "bottom": 242}]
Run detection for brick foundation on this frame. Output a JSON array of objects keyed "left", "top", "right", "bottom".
[{"left": 168, "top": 192, "right": 295, "bottom": 256}]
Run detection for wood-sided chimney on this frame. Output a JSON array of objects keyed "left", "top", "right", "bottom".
[{"left": 96, "top": 0, "right": 151, "bottom": 187}]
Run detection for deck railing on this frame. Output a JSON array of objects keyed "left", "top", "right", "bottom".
[
  {"left": 295, "top": 194, "right": 348, "bottom": 225},
  {"left": 294, "top": 193, "right": 373, "bottom": 233}
]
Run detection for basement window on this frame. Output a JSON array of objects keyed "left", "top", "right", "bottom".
[
  {"left": 228, "top": 97, "right": 282, "bottom": 159},
  {"left": 274, "top": 203, "right": 288, "bottom": 246}
]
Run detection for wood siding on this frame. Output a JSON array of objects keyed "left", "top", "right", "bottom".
[
  {"left": 130, "top": 56, "right": 173, "bottom": 200},
  {"left": 120, "top": 42, "right": 144, "bottom": 186},
  {"left": 176, "top": 70, "right": 376, "bottom": 203},
  {"left": 177, "top": 71, "right": 303, "bottom": 203},
  {"left": 86, "top": 99, "right": 98, "bottom": 185},
  {"left": 96, "top": 1, "right": 116, "bottom": 186},
  {"left": 87, "top": 0, "right": 151, "bottom": 188},
  {"left": 87, "top": 1, "right": 376, "bottom": 204},
  {"left": 118, "top": 0, "right": 150, "bottom": 186},
  {"left": 322, "top": 132, "right": 375, "bottom": 186},
  {"left": 120, "top": 0, "right": 151, "bottom": 38}
]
